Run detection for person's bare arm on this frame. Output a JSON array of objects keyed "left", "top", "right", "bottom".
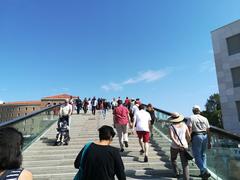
[
  {"left": 19, "top": 169, "right": 32, "bottom": 180},
  {"left": 207, "top": 128, "right": 211, "bottom": 149},
  {"left": 185, "top": 126, "right": 191, "bottom": 143}
]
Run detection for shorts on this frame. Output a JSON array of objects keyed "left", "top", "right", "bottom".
[{"left": 137, "top": 131, "right": 150, "bottom": 143}]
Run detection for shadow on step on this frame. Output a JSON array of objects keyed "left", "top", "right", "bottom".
[
  {"left": 39, "top": 137, "right": 56, "bottom": 146},
  {"left": 126, "top": 168, "right": 174, "bottom": 179}
]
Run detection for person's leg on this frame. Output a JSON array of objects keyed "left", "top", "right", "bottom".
[
  {"left": 103, "top": 109, "right": 107, "bottom": 119},
  {"left": 143, "top": 132, "right": 150, "bottom": 162},
  {"left": 137, "top": 131, "right": 144, "bottom": 152},
  {"left": 115, "top": 124, "right": 124, "bottom": 150},
  {"left": 192, "top": 135, "right": 205, "bottom": 173},
  {"left": 201, "top": 134, "right": 210, "bottom": 177},
  {"left": 170, "top": 147, "right": 180, "bottom": 177},
  {"left": 122, "top": 124, "right": 128, "bottom": 147},
  {"left": 144, "top": 142, "right": 149, "bottom": 162},
  {"left": 180, "top": 149, "right": 189, "bottom": 180},
  {"left": 149, "top": 124, "right": 153, "bottom": 138}
]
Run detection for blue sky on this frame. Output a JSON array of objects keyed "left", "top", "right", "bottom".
[{"left": 0, "top": 0, "right": 240, "bottom": 116}]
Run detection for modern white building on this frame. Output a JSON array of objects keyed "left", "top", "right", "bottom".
[{"left": 211, "top": 19, "right": 240, "bottom": 134}]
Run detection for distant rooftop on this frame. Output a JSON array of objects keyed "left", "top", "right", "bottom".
[
  {"left": 42, "top": 94, "right": 77, "bottom": 100},
  {"left": 1, "top": 101, "right": 41, "bottom": 106}
]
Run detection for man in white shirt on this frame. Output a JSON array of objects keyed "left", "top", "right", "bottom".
[
  {"left": 189, "top": 105, "right": 211, "bottom": 179},
  {"left": 133, "top": 104, "right": 151, "bottom": 162},
  {"left": 57, "top": 99, "right": 73, "bottom": 145},
  {"left": 59, "top": 99, "right": 73, "bottom": 123}
]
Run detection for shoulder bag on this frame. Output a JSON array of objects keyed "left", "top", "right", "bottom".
[{"left": 73, "top": 142, "right": 92, "bottom": 180}]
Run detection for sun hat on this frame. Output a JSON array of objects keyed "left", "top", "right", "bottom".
[
  {"left": 168, "top": 112, "right": 184, "bottom": 123},
  {"left": 192, "top": 105, "right": 201, "bottom": 111}
]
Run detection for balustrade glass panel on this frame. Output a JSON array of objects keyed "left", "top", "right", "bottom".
[
  {"left": 1, "top": 106, "right": 60, "bottom": 150},
  {"left": 153, "top": 109, "right": 240, "bottom": 180}
]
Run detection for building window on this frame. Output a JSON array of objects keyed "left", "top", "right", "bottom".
[
  {"left": 18, "top": 113, "right": 20, "bottom": 117},
  {"left": 25, "top": 113, "right": 27, "bottom": 116},
  {"left": 33, "top": 107, "right": 35, "bottom": 111},
  {"left": 236, "top": 101, "right": 240, "bottom": 122},
  {"left": 26, "top": 107, "right": 28, "bottom": 111},
  {"left": 227, "top": 33, "right": 240, "bottom": 55},
  {"left": 231, "top": 66, "right": 240, "bottom": 88},
  {"left": 18, "top": 107, "right": 21, "bottom": 111}
]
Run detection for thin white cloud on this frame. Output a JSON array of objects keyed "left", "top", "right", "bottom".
[
  {"left": 123, "top": 70, "right": 167, "bottom": 84},
  {"left": 101, "top": 69, "right": 168, "bottom": 92},
  {"left": 200, "top": 60, "right": 215, "bottom": 72},
  {"left": 101, "top": 83, "right": 123, "bottom": 92}
]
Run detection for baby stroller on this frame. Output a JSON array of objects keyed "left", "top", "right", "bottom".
[{"left": 55, "top": 116, "right": 70, "bottom": 146}]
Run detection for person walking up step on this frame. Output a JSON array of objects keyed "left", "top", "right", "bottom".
[
  {"left": 74, "top": 125, "right": 126, "bottom": 180},
  {"left": 113, "top": 100, "right": 131, "bottom": 152},
  {"left": 133, "top": 104, "right": 151, "bottom": 162},
  {"left": 168, "top": 112, "right": 191, "bottom": 180},
  {"left": 189, "top": 105, "right": 211, "bottom": 179}
]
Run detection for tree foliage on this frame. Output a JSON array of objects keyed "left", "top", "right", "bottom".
[{"left": 202, "top": 93, "right": 223, "bottom": 128}]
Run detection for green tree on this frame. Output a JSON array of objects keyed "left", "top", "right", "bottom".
[{"left": 202, "top": 93, "right": 223, "bottom": 128}]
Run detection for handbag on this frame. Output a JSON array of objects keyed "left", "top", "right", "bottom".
[
  {"left": 73, "top": 142, "right": 92, "bottom": 180},
  {"left": 171, "top": 125, "right": 193, "bottom": 161}
]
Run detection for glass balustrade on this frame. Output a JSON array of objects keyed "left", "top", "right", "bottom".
[
  {"left": 153, "top": 108, "right": 240, "bottom": 180},
  {"left": 0, "top": 105, "right": 60, "bottom": 150},
  {"left": 207, "top": 129, "right": 240, "bottom": 180}
]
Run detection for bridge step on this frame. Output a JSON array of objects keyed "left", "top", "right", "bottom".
[{"left": 23, "top": 111, "right": 202, "bottom": 180}]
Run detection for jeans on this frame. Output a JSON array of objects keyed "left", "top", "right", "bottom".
[{"left": 191, "top": 134, "right": 208, "bottom": 174}]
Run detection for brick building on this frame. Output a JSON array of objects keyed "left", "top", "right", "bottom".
[{"left": 0, "top": 94, "right": 77, "bottom": 123}]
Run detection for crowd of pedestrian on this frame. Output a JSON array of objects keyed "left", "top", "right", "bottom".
[
  {"left": 0, "top": 95, "right": 212, "bottom": 180},
  {"left": 65, "top": 96, "right": 212, "bottom": 180}
]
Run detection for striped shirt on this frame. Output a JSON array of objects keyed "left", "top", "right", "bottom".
[{"left": 0, "top": 169, "right": 23, "bottom": 180}]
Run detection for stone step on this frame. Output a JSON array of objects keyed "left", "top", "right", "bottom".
[
  {"left": 24, "top": 145, "right": 168, "bottom": 154},
  {"left": 23, "top": 156, "right": 172, "bottom": 167},
  {"left": 27, "top": 162, "right": 199, "bottom": 175},
  {"left": 24, "top": 148, "right": 170, "bottom": 159},
  {"left": 30, "top": 141, "right": 170, "bottom": 148},
  {"left": 32, "top": 169, "right": 178, "bottom": 180}
]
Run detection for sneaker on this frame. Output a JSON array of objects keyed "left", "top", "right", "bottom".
[
  {"left": 144, "top": 155, "right": 148, "bottom": 162},
  {"left": 120, "top": 148, "right": 124, "bottom": 152},
  {"left": 201, "top": 171, "right": 211, "bottom": 179},
  {"left": 124, "top": 141, "right": 128, "bottom": 148},
  {"left": 63, "top": 142, "right": 68, "bottom": 146},
  {"left": 139, "top": 149, "right": 144, "bottom": 154}
]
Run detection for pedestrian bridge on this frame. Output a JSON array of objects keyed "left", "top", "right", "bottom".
[{"left": 1, "top": 104, "right": 239, "bottom": 180}]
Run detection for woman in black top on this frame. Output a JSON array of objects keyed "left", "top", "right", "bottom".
[
  {"left": 74, "top": 125, "right": 126, "bottom": 180},
  {"left": 0, "top": 127, "right": 32, "bottom": 180}
]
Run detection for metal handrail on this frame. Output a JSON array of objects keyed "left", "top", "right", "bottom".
[
  {"left": 0, "top": 104, "right": 61, "bottom": 127},
  {"left": 210, "top": 125, "right": 240, "bottom": 141}
]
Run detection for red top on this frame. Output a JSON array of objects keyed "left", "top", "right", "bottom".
[{"left": 113, "top": 105, "right": 129, "bottom": 125}]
